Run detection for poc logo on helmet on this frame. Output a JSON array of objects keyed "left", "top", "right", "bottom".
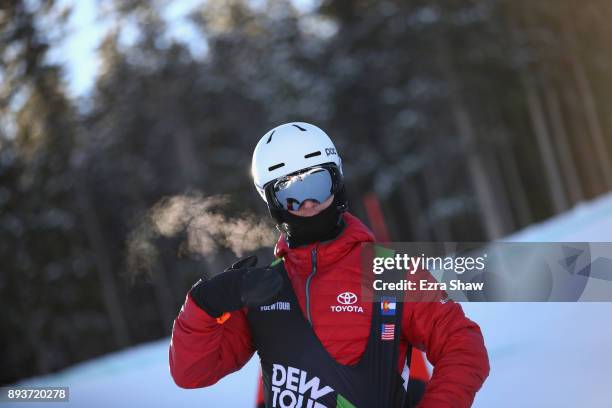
[
  {"left": 331, "top": 292, "right": 363, "bottom": 313},
  {"left": 325, "top": 147, "right": 337, "bottom": 157}
]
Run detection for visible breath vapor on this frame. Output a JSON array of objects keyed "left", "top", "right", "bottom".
[{"left": 127, "top": 193, "right": 277, "bottom": 278}]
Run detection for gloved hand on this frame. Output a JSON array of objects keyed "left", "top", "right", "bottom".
[{"left": 190, "top": 255, "right": 284, "bottom": 318}]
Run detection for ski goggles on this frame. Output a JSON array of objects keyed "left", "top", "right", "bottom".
[{"left": 268, "top": 166, "right": 340, "bottom": 211}]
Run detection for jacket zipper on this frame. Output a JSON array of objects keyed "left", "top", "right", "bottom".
[{"left": 305, "top": 246, "right": 318, "bottom": 324}]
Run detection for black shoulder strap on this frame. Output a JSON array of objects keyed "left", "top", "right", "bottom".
[
  {"left": 370, "top": 246, "right": 421, "bottom": 407},
  {"left": 370, "top": 295, "right": 409, "bottom": 408}
]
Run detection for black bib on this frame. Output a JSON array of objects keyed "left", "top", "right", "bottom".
[{"left": 247, "top": 262, "right": 407, "bottom": 408}]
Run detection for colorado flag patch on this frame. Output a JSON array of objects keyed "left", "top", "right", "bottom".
[{"left": 381, "top": 296, "right": 396, "bottom": 316}]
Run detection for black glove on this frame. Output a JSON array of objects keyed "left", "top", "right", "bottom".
[{"left": 190, "top": 255, "right": 284, "bottom": 318}]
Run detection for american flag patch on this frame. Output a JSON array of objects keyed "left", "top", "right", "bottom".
[{"left": 381, "top": 324, "right": 395, "bottom": 341}]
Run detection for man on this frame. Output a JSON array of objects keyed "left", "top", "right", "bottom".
[{"left": 169, "top": 122, "right": 489, "bottom": 407}]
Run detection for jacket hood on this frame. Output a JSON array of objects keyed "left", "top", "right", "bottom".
[{"left": 274, "top": 212, "right": 375, "bottom": 272}]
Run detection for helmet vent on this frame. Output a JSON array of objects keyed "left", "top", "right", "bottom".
[
  {"left": 292, "top": 124, "right": 307, "bottom": 131},
  {"left": 304, "top": 151, "right": 321, "bottom": 158},
  {"left": 266, "top": 130, "right": 276, "bottom": 144},
  {"left": 268, "top": 163, "right": 285, "bottom": 171}
]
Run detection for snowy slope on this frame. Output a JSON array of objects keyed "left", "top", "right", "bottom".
[
  {"left": 10, "top": 341, "right": 260, "bottom": 407},
  {"left": 12, "top": 193, "right": 612, "bottom": 407},
  {"left": 465, "top": 192, "right": 612, "bottom": 407}
]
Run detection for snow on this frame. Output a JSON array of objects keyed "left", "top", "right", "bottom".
[
  {"left": 10, "top": 342, "right": 260, "bottom": 407},
  {"left": 504, "top": 192, "right": 612, "bottom": 242},
  {"left": 465, "top": 192, "right": 612, "bottom": 407},
  {"left": 12, "top": 192, "right": 612, "bottom": 407},
  {"left": 464, "top": 302, "right": 612, "bottom": 407}
]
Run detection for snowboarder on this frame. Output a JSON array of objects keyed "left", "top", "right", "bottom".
[{"left": 169, "top": 122, "right": 489, "bottom": 407}]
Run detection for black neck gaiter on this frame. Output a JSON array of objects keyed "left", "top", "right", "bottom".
[{"left": 280, "top": 203, "right": 344, "bottom": 248}]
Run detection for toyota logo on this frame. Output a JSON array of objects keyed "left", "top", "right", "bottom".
[{"left": 337, "top": 292, "right": 358, "bottom": 305}]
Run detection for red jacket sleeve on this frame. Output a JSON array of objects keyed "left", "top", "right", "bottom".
[
  {"left": 169, "top": 293, "right": 255, "bottom": 388},
  {"left": 403, "top": 298, "right": 489, "bottom": 408}
]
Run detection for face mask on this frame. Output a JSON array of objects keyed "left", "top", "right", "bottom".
[{"left": 279, "top": 200, "right": 343, "bottom": 248}]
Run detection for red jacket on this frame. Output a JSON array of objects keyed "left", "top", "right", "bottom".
[{"left": 169, "top": 213, "right": 489, "bottom": 407}]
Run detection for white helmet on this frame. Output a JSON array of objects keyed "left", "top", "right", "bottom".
[{"left": 251, "top": 122, "right": 342, "bottom": 202}]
